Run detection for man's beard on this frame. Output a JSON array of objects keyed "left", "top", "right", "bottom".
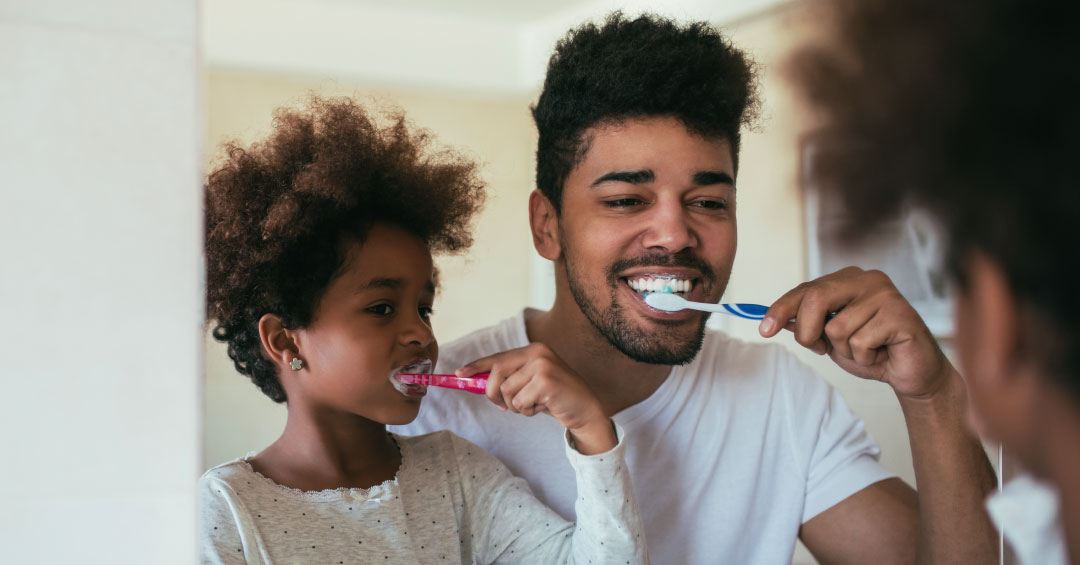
[{"left": 562, "top": 243, "right": 717, "bottom": 366}]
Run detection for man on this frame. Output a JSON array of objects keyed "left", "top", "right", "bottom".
[
  {"left": 790, "top": 0, "right": 1079, "bottom": 562},
  {"left": 394, "top": 13, "right": 997, "bottom": 563}
]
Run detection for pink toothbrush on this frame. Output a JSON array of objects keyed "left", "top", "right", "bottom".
[{"left": 396, "top": 372, "right": 489, "bottom": 394}]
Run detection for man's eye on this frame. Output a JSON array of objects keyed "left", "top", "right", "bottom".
[
  {"left": 367, "top": 304, "right": 394, "bottom": 316},
  {"left": 691, "top": 199, "right": 727, "bottom": 210},
  {"left": 604, "top": 198, "right": 644, "bottom": 208}
]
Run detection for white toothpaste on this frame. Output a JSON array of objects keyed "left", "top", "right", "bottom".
[{"left": 389, "top": 359, "right": 432, "bottom": 395}]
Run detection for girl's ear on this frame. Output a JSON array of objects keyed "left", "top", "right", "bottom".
[
  {"left": 966, "top": 252, "right": 1021, "bottom": 381},
  {"left": 529, "top": 189, "right": 562, "bottom": 261},
  {"left": 258, "top": 313, "right": 300, "bottom": 370}
]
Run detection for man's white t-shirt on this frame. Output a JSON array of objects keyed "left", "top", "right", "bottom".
[{"left": 392, "top": 309, "right": 895, "bottom": 563}]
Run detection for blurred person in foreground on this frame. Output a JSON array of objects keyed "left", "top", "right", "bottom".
[{"left": 792, "top": 0, "right": 1079, "bottom": 562}]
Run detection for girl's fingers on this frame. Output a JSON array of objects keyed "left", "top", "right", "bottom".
[
  {"left": 458, "top": 347, "right": 531, "bottom": 410},
  {"left": 483, "top": 367, "right": 510, "bottom": 410},
  {"left": 497, "top": 369, "right": 533, "bottom": 413},
  {"left": 456, "top": 344, "right": 535, "bottom": 377},
  {"left": 509, "top": 378, "right": 547, "bottom": 417}
]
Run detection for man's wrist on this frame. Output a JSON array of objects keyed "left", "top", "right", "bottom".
[{"left": 896, "top": 362, "right": 968, "bottom": 422}]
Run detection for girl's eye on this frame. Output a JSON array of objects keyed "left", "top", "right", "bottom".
[
  {"left": 604, "top": 197, "right": 645, "bottom": 208},
  {"left": 367, "top": 304, "right": 394, "bottom": 316},
  {"left": 691, "top": 199, "right": 728, "bottom": 210},
  {"left": 419, "top": 306, "right": 434, "bottom": 320}
]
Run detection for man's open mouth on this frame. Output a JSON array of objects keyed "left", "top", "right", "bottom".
[
  {"left": 623, "top": 275, "right": 695, "bottom": 295},
  {"left": 617, "top": 273, "right": 704, "bottom": 319}
]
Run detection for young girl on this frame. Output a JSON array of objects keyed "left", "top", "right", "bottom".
[{"left": 201, "top": 97, "right": 646, "bottom": 564}]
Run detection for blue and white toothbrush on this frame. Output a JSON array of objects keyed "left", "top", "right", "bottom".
[{"left": 645, "top": 292, "right": 835, "bottom": 322}]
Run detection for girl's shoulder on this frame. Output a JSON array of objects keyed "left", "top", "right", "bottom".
[
  {"left": 197, "top": 457, "right": 261, "bottom": 501},
  {"left": 199, "top": 457, "right": 255, "bottom": 487}
]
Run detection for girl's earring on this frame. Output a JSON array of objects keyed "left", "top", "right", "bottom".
[{"left": 289, "top": 357, "right": 304, "bottom": 371}]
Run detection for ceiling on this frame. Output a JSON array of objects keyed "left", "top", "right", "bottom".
[
  {"left": 203, "top": 0, "right": 791, "bottom": 93},
  {"left": 331, "top": 0, "right": 592, "bottom": 24}
]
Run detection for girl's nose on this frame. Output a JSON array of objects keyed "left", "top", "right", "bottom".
[{"left": 402, "top": 313, "right": 435, "bottom": 349}]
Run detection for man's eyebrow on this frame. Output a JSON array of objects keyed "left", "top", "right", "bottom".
[
  {"left": 591, "top": 169, "right": 655, "bottom": 187},
  {"left": 693, "top": 171, "right": 735, "bottom": 186}
]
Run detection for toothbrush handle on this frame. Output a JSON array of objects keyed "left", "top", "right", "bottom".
[
  {"left": 722, "top": 303, "right": 836, "bottom": 323},
  {"left": 398, "top": 373, "right": 489, "bottom": 394}
]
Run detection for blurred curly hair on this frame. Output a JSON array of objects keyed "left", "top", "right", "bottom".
[
  {"left": 532, "top": 12, "right": 759, "bottom": 213},
  {"left": 205, "top": 96, "right": 485, "bottom": 402},
  {"left": 791, "top": 0, "right": 1079, "bottom": 391}
]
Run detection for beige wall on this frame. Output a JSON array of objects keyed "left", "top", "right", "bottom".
[{"left": 203, "top": 69, "right": 539, "bottom": 467}]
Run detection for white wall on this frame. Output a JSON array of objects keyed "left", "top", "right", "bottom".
[{"left": 0, "top": 1, "right": 201, "bottom": 563}]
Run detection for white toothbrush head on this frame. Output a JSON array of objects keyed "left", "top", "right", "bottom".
[{"left": 644, "top": 292, "right": 688, "bottom": 312}]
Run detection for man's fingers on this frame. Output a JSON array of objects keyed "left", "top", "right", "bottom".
[
  {"left": 762, "top": 273, "right": 860, "bottom": 338},
  {"left": 847, "top": 313, "right": 899, "bottom": 367},
  {"left": 822, "top": 299, "right": 878, "bottom": 361},
  {"left": 760, "top": 284, "right": 807, "bottom": 337}
]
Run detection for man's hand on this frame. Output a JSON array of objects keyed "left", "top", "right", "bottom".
[
  {"left": 456, "top": 343, "right": 616, "bottom": 455},
  {"left": 763, "top": 267, "right": 1000, "bottom": 563},
  {"left": 759, "top": 266, "right": 951, "bottom": 399}
]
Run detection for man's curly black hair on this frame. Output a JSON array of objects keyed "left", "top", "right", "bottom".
[
  {"left": 791, "top": 0, "right": 1080, "bottom": 393},
  {"left": 531, "top": 12, "right": 759, "bottom": 213},
  {"left": 205, "top": 96, "right": 485, "bottom": 403}
]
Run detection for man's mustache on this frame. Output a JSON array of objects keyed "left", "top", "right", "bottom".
[{"left": 608, "top": 250, "right": 716, "bottom": 283}]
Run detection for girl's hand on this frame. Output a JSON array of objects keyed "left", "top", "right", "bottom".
[{"left": 455, "top": 343, "right": 616, "bottom": 455}]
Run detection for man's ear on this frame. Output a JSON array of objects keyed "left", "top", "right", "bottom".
[
  {"left": 529, "top": 189, "right": 561, "bottom": 261},
  {"left": 258, "top": 313, "right": 300, "bottom": 370}
]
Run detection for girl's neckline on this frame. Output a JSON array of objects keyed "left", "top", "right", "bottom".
[{"left": 236, "top": 433, "right": 407, "bottom": 501}]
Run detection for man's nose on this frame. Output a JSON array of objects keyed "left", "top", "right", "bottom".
[{"left": 641, "top": 199, "right": 696, "bottom": 252}]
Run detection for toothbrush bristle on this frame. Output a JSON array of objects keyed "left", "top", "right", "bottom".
[{"left": 644, "top": 291, "right": 685, "bottom": 311}]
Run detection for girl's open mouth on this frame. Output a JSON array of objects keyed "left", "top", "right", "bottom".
[{"left": 389, "top": 359, "right": 432, "bottom": 398}]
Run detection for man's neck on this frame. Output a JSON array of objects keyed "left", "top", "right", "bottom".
[{"left": 525, "top": 299, "right": 673, "bottom": 416}]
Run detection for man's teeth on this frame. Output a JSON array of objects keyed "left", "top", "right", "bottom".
[{"left": 626, "top": 277, "right": 692, "bottom": 293}]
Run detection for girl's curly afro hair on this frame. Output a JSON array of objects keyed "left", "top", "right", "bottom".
[{"left": 205, "top": 96, "right": 485, "bottom": 402}]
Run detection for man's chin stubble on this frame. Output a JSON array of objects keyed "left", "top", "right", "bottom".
[{"left": 566, "top": 273, "right": 707, "bottom": 365}]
